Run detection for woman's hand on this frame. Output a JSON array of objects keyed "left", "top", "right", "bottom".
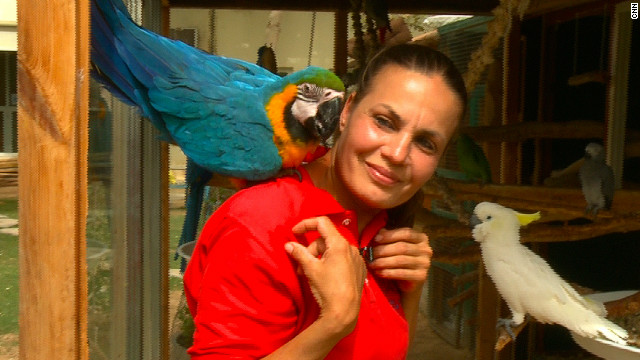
[
  {"left": 286, "top": 216, "right": 367, "bottom": 336},
  {"left": 368, "top": 227, "right": 433, "bottom": 293}
]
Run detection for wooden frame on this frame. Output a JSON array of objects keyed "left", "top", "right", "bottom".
[
  {"left": 17, "top": 0, "right": 90, "bottom": 358},
  {"left": 17, "top": 0, "right": 170, "bottom": 358},
  {"left": 166, "top": 0, "right": 499, "bottom": 14}
]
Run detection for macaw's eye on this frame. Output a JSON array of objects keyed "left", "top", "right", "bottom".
[{"left": 299, "top": 83, "right": 322, "bottom": 99}]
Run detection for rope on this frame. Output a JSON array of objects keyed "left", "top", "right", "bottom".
[{"left": 308, "top": 12, "right": 317, "bottom": 66}]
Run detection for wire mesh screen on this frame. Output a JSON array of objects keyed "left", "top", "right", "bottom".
[
  {"left": 425, "top": 16, "right": 500, "bottom": 350},
  {"left": 427, "top": 234, "right": 478, "bottom": 350},
  {"left": 436, "top": 16, "right": 502, "bottom": 175}
]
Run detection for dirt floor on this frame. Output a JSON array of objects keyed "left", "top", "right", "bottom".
[{"left": 407, "top": 287, "right": 474, "bottom": 360}]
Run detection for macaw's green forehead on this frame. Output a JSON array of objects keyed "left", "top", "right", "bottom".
[{"left": 287, "top": 66, "right": 345, "bottom": 92}]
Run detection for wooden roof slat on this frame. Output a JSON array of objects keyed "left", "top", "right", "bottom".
[{"left": 168, "top": 0, "right": 499, "bottom": 15}]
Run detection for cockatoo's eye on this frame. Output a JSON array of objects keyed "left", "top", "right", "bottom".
[{"left": 486, "top": 215, "right": 492, "bottom": 220}]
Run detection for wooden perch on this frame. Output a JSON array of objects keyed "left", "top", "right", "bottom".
[
  {"left": 605, "top": 291, "right": 640, "bottom": 318},
  {"left": 453, "top": 270, "right": 479, "bottom": 287},
  {"left": 423, "top": 179, "right": 640, "bottom": 216},
  {"left": 460, "top": 120, "right": 640, "bottom": 147},
  {"left": 431, "top": 241, "right": 481, "bottom": 264},
  {"left": 425, "top": 212, "right": 640, "bottom": 244},
  {"left": 521, "top": 215, "right": 640, "bottom": 243},
  {"left": 461, "top": 120, "right": 605, "bottom": 142},
  {"left": 495, "top": 319, "right": 529, "bottom": 351},
  {"left": 448, "top": 283, "right": 478, "bottom": 308},
  {"left": 567, "top": 70, "right": 608, "bottom": 86}
]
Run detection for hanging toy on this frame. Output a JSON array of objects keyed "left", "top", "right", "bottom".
[
  {"left": 257, "top": 11, "right": 281, "bottom": 74},
  {"left": 257, "top": 45, "right": 278, "bottom": 74}
]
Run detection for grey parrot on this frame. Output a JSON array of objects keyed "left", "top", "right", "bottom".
[{"left": 578, "top": 143, "right": 615, "bottom": 215}]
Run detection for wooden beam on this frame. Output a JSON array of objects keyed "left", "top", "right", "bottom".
[
  {"left": 525, "top": 0, "right": 605, "bottom": 19},
  {"left": 465, "top": 120, "right": 599, "bottom": 142},
  {"left": 422, "top": 180, "right": 640, "bottom": 243},
  {"left": 423, "top": 179, "right": 640, "bottom": 214},
  {"left": 167, "top": 0, "right": 499, "bottom": 14},
  {"left": 17, "top": 0, "right": 89, "bottom": 358}
]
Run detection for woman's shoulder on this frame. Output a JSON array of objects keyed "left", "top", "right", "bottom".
[{"left": 213, "top": 172, "right": 318, "bottom": 231}]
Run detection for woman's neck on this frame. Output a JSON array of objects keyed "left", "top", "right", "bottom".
[{"left": 304, "top": 149, "right": 378, "bottom": 233}]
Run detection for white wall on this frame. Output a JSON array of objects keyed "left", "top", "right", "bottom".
[
  {"left": 0, "top": 0, "right": 17, "bottom": 51},
  {"left": 169, "top": 9, "right": 336, "bottom": 72}
]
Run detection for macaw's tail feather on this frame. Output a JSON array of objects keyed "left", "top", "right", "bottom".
[
  {"left": 177, "top": 159, "right": 213, "bottom": 272},
  {"left": 90, "top": 0, "right": 139, "bottom": 106},
  {"left": 90, "top": 0, "right": 172, "bottom": 137}
]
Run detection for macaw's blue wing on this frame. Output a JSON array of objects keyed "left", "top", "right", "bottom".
[
  {"left": 148, "top": 76, "right": 283, "bottom": 181},
  {"left": 91, "top": 0, "right": 284, "bottom": 180}
]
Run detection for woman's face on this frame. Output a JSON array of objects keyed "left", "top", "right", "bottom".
[{"left": 335, "top": 64, "right": 462, "bottom": 210}]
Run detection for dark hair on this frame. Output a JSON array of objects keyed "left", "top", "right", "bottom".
[{"left": 353, "top": 44, "right": 467, "bottom": 118}]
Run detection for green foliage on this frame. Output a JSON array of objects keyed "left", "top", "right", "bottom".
[{"left": 0, "top": 232, "right": 18, "bottom": 335}]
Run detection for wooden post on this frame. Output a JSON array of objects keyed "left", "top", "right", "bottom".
[
  {"left": 333, "top": 10, "right": 348, "bottom": 78},
  {"left": 17, "top": 0, "right": 89, "bottom": 358},
  {"left": 476, "top": 264, "right": 501, "bottom": 360}
]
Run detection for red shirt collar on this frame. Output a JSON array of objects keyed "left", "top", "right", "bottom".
[{"left": 295, "top": 166, "right": 388, "bottom": 249}]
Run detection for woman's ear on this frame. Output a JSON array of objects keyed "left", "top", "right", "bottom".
[{"left": 339, "top": 92, "right": 357, "bottom": 131}]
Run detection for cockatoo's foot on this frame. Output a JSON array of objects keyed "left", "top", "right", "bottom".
[
  {"left": 496, "top": 318, "right": 518, "bottom": 341},
  {"left": 584, "top": 205, "right": 601, "bottom": 217}
]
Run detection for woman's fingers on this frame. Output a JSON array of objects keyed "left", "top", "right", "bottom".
[
  {"left": 369, "top": 227, "right": 433, "bottom": 290},
  {"left": 374, "top": 268, "right": 429, "bottom": 282},
  {"left": 292, "top": 216, "right": 342, "bottom": 242},
  {"left": 286, "top": 216, "right": 366, "bottom": 327},
  {"left": 372, "top": 235, "right": 432, "bottom": 259},
  {"left": 374, "top": 227, "right": 427, "bottom": 245},
  {"left": 285, "top": 241, "right": 327, "bottom": 271},
  {"left": 368, "top": 254, "right": 430, "bottom": 270}
]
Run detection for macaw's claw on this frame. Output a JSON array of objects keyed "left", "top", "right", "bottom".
[{"left": 275, "top": 168, "right": 303, "bottom": 182}]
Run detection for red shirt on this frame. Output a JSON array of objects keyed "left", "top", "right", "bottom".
[{"left": 183, "top": 167, "right": 409, "bottom": 359}]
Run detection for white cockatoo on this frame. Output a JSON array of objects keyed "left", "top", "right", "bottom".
[
  {"left": 470, "top": 202, "right": 628, "bottom": 345},
  {"left": 579, "top": 142, "right": 615, "bottom": 215}
]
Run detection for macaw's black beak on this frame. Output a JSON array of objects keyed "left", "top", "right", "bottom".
[
  {"left": 311, "top": 97, "right": 343, "bottom": 144},
  {"left": 469, "top": 214, "right": 481, "bottom": 228}
]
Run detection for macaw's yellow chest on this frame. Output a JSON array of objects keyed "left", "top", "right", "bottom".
[{"left": 265, "top": 84, "right": 319, "bottom": 168}]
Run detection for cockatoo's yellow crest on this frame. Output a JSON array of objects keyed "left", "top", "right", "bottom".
[{"left": 515, "top": 211, "right": 541, "bottom": 226}]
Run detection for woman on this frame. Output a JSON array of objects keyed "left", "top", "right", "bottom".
[{"left": 183, "top": 44, "right": 467, "bottom": 359}]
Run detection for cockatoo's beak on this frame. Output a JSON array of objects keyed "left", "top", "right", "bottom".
[
  {"left": 515, "top": 211, "right": 541, "bottom": 226},
  {"left": 469, "top": 214, "right": 481, "bottom": 228}
]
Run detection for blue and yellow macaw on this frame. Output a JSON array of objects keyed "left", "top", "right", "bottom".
[{"left": 90, "top": 0, "right": 345, "bottom": 268}]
